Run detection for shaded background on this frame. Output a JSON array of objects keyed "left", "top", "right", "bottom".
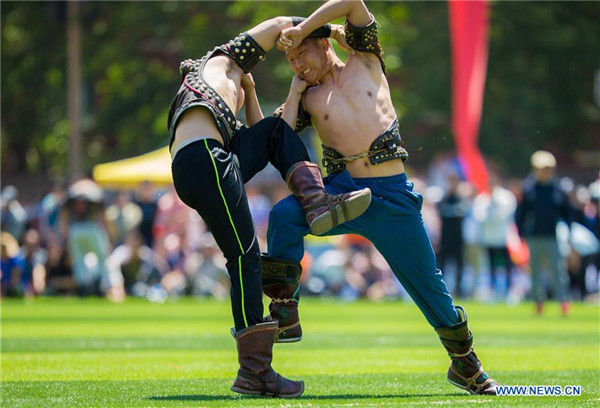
[{"left": 2, "top": 1, "right": 599, "bottom": 200}]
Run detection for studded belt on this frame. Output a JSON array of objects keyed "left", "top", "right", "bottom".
[{"left": 322, "top": 119, "right": 409, "bottom": 175}]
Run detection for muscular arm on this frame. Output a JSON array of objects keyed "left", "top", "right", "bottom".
[
  {"left": 293, "top": 0, "right": 371, "bottom": 39},
  {"left": 246, "top": 17, "right": 295, "bottom": 52}
]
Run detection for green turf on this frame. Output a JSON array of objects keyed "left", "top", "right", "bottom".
[{"left": 1, "top": 297, "right": 598, "bottom": 407}]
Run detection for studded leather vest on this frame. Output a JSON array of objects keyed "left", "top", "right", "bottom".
[{"left": 167, "top": 33, "right": 265, "bottom": 150}]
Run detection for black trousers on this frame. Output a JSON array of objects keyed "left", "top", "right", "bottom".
[{"left": 172, "top": 117, "right": 309, "bottom": 331}]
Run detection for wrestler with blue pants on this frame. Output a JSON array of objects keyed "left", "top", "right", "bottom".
[
  {"left": 267, "top": 170, "right": 498, "bottom": 395},
  {"left": 267, "top": 0, "right": 498, "bottom": 395}
]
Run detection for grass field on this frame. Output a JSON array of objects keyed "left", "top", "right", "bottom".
[{"left": 1, "top": 297, "right": 598, "bottom": 407}]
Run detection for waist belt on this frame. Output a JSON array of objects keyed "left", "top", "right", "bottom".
[{"left": 322, "top": 119, "right": 409, "bottom": 175}]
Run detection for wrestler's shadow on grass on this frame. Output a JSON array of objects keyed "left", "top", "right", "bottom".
[{"left": 148, "top": 392, "right": 465, "bottom": 402}]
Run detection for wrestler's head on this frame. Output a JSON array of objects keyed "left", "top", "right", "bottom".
[{"left": 286, "top": 38, "right": 333, "bottom": 85}]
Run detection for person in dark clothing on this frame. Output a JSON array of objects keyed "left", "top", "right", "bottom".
[
  {"left": 134, "top": 181, "right": 158, "bottom": 247},
  {"left": 437, "top": 173, "right": 469, "bottom": 298},
  {"left": 573, "top": 186, "right": 600, "bottom": 299},
  {"left": 516, "top": 150, "right": 572, "bottom": 315},
  {"left": 167, "top": 16, "right": 371, "bottom": 398}
]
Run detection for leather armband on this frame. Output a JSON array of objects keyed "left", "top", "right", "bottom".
[
  {"left": 345, "top": 15, "right": 386, "bottom": 74},
  {"left": 218, "top": 32, "right": 266, "bottom": 73},
  {"left": 291, "top": 17, "right": 332, "bottom": 38}
]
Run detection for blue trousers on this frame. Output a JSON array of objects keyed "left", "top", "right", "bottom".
[{"left": 267, "top": 171, "right": 459, "bottom": 329}]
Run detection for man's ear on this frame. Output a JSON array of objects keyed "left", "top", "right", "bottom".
[{"left": 319, "top": 38, "right": 329, "bottom": 50}]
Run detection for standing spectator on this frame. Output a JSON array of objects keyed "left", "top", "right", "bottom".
[
  {"left": 134, "top": 181, "right": 158, "bottom": 248},
  {"left": 472, "top": 174, "right": 518, "bottom": 299},
  {"left": 105, "top": 190, "right": 143, "bottom": 246},
  {"left": 516, "top": 151, "right": 572, "bottom": 315},
  {"left": 60, "top": 179, "right": 111, "bottom": 296},
  {"left": 1, "top": 185, "right": 28, "bottom": 242},
  {"left": 152, "top": 186, "right": 190, "bottom": 247},
  {"left": 437, "top": 173, "right": 469, "bottom": 297},
  {"left": 36, "top": 180, "right": 67, "bottom": 241}
]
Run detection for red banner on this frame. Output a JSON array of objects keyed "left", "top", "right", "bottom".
[{"left": 448, "top": 0, "right": 490, "bottom": 192}]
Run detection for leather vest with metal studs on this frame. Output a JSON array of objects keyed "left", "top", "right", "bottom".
[
  {"left": 167, "top": 33, "right": 266, "bottom": 150},
  {"left": 345, "top": 16, "right": 386, "bottom": 75}
]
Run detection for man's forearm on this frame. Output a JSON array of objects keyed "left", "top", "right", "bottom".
[
  {"left": 296, "top": 0, "right": 371, "bottom": 37},
  {"left": 244, "top": 88, "right": 264, "bottom": 126},
  {"left": 281, "top": 93, "right": 303, "bottom": 129},
  {"left": 247, "top": 16, "right": 294, "bottom": 52}
]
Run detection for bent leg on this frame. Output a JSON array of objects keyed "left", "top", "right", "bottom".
[
  {"left": 172, "top": 140, "right": 263, "bottom": 331},
  {"left": 230, "top": 117, "right": 309, "bottom": 183}
]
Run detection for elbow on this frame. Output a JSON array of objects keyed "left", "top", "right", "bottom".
[{"left": 271, "top": 16, "right": 293, "bottom": 30}]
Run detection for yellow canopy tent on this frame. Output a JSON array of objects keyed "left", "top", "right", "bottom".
[{"left": 92, "top": 146, "right": 172, "bottom": 189}]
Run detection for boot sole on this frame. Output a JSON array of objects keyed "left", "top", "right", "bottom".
[
  {"left": 447, "top": 377, "right": 475, "bottom": 395},
  {"left": 231, "top": 380, "right": 305, "bottom": 398},
  {"left": 447, "top": 377, "right": 497, "bottom": 396},
  {"left": 275, "top": 335, "right": 302, "bottom": 343},
  {"left": 310, "top": 188, "right": 371, "bottom": 236}
]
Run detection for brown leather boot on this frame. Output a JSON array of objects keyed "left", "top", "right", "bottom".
[
  {"left": 231, "top": 321, "right": 304, "bottom": 398},
  {"left": 435, "top": 306, "right": 499, "bottom": 395},
  {"left": 286, "top": 162, "right": 371, "bottom": 236},
  {"left": 262, "top": 255, "right": 302, "bottom": 343}
]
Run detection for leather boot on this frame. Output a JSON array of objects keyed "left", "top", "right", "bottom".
[
  {"left": 231, "top": 321, "right": 304, "bottom": 398},
  {"left": 286, "top": 161, "right": 371, "bottom": 236},
  {"left": 262, "top": 255, "right": 302, "bottom": 343},
  {"left": 435, "top": 306, "right": 499, "bottom": 395}
]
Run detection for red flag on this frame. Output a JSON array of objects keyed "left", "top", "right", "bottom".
[{"left": 448, "top": 0, "right": 490, "bottom": 192}]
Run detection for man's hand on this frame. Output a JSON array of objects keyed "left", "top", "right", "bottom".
[
  {"left": 331, "top": 24, "right": 355, "bottom": 55},
  {"left": 289, "top": 75, "right": 310, "bottom": 95},
  {"left": 277, "top": 26, "right": 305, "bottom": 51},
  {"left": 240, "top": 73, "right": 256, "bottom": 91}
]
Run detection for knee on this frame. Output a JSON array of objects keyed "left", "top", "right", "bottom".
[
  {"left": 257, "top": 116, "right": 283, "bottom": 134},
  {"left": 270, "top": 195, "right": 296, "bottom": 218}
]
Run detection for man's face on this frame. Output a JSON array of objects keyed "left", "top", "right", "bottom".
[
  {"left": 534, "top": 167, "right": 555, "bottom": 183},
  {"left": 286, "top": 39, "right": 328, "bottom": 85}
]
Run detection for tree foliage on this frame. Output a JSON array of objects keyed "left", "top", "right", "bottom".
[{"left": 2, "top": 1, "right": 598, "bottom": 179}]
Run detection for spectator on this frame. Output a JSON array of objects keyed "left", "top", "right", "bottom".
[
  {"left": 1, "top": 232, "right": 26, "bottom": 297},
  {"left": 153, "top": 186, "right": 191, "bottom": 247},
  {"left": 1, "top": 185, "right": 28, "bottom": 241},
  {"left": 472, "top": 174, "right": 518, "bottom": 299},
  {"left": 21, "top": 229, "right": 48, "bottom": 295},
  {"left": 61, "top": 179, "right": 111, "bottom": 296},
  {"left": 36, "top": 180, "right": 67, "bottom": 241},
  {"left": 134, "top": 181, "right": 158, "bottom": 247},
  {"left": 571, "top": 181, "right": 600, "bottom": 300},
  {"left": 44, "top": 232, "right": 75, "bottom": 295},
  {"left": 516, "top": 151, "right": 572, "bottom": 315},
  {"left": 105, "top": 190, "right": 143, "bottom": 246},
  {"left": 105, "top": 230, "right": 158, "bottom": 301},
  {"left": 437, "top": 173, "right": 469, "bottom": 297},
  {"left": 184, "top": 233, "right": 229, "bottom": 298}
]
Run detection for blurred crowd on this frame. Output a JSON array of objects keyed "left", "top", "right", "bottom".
[{"left": 2, "top": 151, "right": 599, "bottom": 313}]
